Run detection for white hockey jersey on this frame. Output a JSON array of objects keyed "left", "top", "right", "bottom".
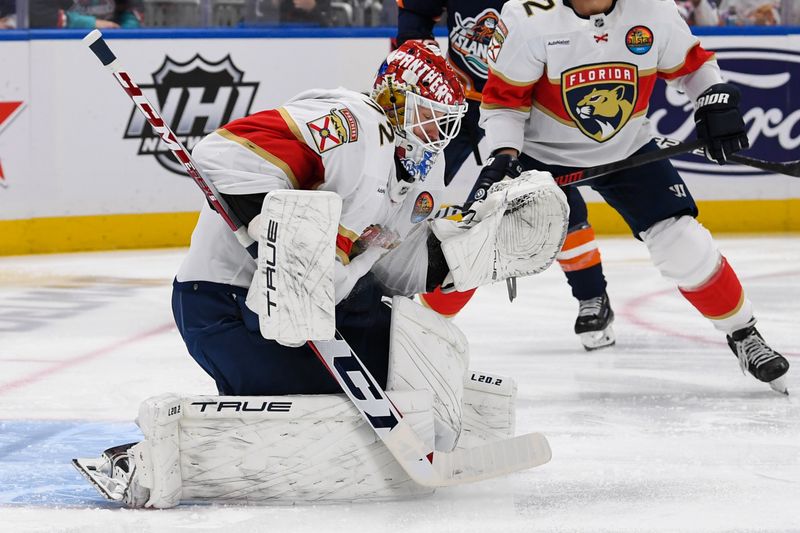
[
  {"left": 480, "top": 0, "right": 722, "bottom": 166},
  {"left": 176, "top": 87, "right": 452, "bottom": 295}
]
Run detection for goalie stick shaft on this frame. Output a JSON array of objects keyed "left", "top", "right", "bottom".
[
  {"left": 84, "top": 29, "right": 550, "bottom": 487},
  {"left": 82, "top": 30, "right": 258, "bottom": 257}
]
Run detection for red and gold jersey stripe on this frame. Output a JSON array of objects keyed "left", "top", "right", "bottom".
[
  {"left": 219, "top": 108, "right": 324, "bottom": 190},
  {"left": 481, "top": 68, "right": 537, "bottom": 113},
  {"left": 336, "top": 225, "right": 360, "bottom": 265},
  {"left": 419, "top": 287, "right": 477, "bottom": 317},
  {"left": 658, "top": 43, "right": 716, "bottom": 81}
]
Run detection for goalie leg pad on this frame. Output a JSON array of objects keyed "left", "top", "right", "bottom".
[
  {"left": 245, "top": 190, "right": 342, "bottom": 347},
  {"left": 131, "top": 393, "right": 183, "bottom": 508},
  {"left": 458, "top": 371, "right": 517, "bottom": 450},
  {"left": 387, "top": 296, "right": 469, "bottom": 452},
  {"left": 180, "top": 392, "right": 435, "bottom": 503},
  {"left": 435, "top": 170, "right": 569, "bottom": 291},
  {"left": 76, "top": 392, "right": 436, "bottom": 506}
]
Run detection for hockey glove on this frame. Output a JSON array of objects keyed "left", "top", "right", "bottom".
[
  {"left": 468, "top": 152, "right": 523, "bottom": 203},
  {"left": 694, "top": 83, "right": 749, "bottom": 164}
]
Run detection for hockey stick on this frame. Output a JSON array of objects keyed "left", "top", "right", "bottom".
[
  {"left": 653, "top": 136, "right": 800, "bottom": 177},
  {"left": 83, "top": 29, "right": 551, "bottom": 487},
  {"left": 83, "top": 31, "right": 258, "bottom": 259},
  {"left": 550, "top": 138, "right": 706, "bottom": 187},
  {"left": 729, "top": 154, "right": 800, "bottom": 177}
]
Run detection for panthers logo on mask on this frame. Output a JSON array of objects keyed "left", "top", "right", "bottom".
[{"left": 561, "top": 63, "right": 638, "bottom": 143}]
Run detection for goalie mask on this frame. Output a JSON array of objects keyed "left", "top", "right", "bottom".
[{"left": 371, "top": 41, "right": 467, "bottom": 202}]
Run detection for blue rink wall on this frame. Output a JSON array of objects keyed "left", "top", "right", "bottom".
[{"left": 0, "top": 27, "right": 799, "bottom": 256}]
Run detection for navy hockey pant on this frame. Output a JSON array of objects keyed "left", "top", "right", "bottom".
[{"left": 171, "top": 274, "right": 391, "bottom": 396}]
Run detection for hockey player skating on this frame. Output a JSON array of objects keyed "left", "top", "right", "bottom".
[
  {"left": 395, "top": 0, "right": 616, "bottom": 350},
  {"left": 73, "top": 39, "right": 567, "bottom": 506},
  {"left": 479, "top": 0, "right": 789, "bottom": 393}
]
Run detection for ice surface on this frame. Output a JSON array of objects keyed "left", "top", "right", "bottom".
[{"left": 0, "top": 238, "right": 798, "bottom": 532}]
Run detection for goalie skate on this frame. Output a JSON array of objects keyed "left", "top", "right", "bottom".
[{"left": 72, "top": 443, "right": 137, "bottom": 502}]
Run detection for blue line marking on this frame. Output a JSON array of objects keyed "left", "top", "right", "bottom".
[{"left": 0, "top": 420, "right": 142, "bottom": 507}]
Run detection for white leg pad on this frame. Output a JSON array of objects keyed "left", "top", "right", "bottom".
[
  {"left": 131, "top": 393, "right": 183, "bottom": 508},
  {"left": 178, "top": 391, "right": 434, "bottom": 503},
  {"left": 387, "top": 296, "right": 469, "bottom": 452},
  {"left": 117, "top": 392, "right": 436, "bottom": 507},
  {"left": 458, "top": 371, "right": 517, "bottom": 450},
  {"left": 245, "top": 190, "right": 342, "bottom": 346}
]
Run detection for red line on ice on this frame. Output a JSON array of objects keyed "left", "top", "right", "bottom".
[
  {"left": 618, "top": 270, "right": 798, "bottom": 357},
  {"left": 0, "top": 322, "right": 174, "bottom": 395}
]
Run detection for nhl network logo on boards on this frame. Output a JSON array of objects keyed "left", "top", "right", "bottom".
[{"left": 123, "top": 55, "right": 259, "bottom": 175}]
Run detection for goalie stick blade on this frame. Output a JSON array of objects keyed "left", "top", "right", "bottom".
[
  {"left": 432, "top": 432, "right": 552, "bottom": 487},
  {"left": 310, "top": 337, "right": 552, "bottom": 488},
  {"left": 72, "top": 457, "right": 125, "bottom": 501}
]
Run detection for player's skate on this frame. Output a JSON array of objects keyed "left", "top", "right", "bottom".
[
  {"left": 727, "top": 325, "right": 790, "bottom": 395},
  {"left": 72, "top": 442, "right": 148, "bottom": 505},
  {"left": 574, "top": 292, "right": 615, "bottom": 351}
]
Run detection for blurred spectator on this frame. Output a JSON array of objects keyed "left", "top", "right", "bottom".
[
  {"left": 30, "top": 0, "right": 143, "bottom": 28},
  {"left": 782, "top": 0, "right": 800, "bottom": 24},
  {"left": 718, "top": 0, "right": 781, "bottom": 24},
  {"left": 675, "top": 0, "right": 721, "bottom": 25},
  {"left": 0, "top": 0, "right": 15, "bottom": 28},
  {"left": 277, "top": 0, "right": 331, "bottom": 24}
]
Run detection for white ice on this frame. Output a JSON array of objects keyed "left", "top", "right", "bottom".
[{"left": 0, "top": 236, "right": 798, "bottom": 532}]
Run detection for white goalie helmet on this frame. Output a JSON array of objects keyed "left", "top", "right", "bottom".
[{"left": 371, "top": 41, "right": 468, "bottom": 202}]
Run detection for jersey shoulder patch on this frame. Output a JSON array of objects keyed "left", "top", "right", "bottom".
[{"left": 305, "top": 107, "right": 359, "bottom": 153}]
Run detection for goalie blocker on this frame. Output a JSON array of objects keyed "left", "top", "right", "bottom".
[{"left": 74, "top": 298, "right": 539, "bottom": 507}]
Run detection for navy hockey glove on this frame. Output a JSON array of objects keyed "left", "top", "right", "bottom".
[
  {"left": 468, "top": 152, "right": 523, "bottom": 203},
  {"left": 694, "top": 83, "right": 749, "bottom": 164}
]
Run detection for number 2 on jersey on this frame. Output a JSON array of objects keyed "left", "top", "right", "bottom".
[{"left": 523, "top": 0, "right": 555, "bottom": 16}]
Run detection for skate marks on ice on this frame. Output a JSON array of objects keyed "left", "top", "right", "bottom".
[{"left": 0, "top": 241, "right": 798, "bottom": 532}]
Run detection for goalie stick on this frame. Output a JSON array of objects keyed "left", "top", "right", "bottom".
[{"left": 83, "top": 29, "right": 551, "bottom": 488}]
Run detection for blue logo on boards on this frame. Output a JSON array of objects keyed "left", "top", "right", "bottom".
[{"left": 649, "top": 46, "right": 800, "bottom": 177}]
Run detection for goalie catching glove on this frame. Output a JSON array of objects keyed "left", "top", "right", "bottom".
[{"left": 432, "top": 170, "right": 569, "bottom": 292}]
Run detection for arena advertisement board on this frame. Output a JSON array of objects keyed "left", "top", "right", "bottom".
[
  {"left": 0, "top": 32, "right": 798, "bottom": 253},
  {"left": 645, "top": 35, "right": 800, "bottom": 201},
  {"left": 0, "top": 41, "right": 31, "bottom": 220},
  {"left": 22, "top": 36, "right": 390, "bottom": 220}
]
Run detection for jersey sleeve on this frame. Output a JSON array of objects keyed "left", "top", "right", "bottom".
[
  {"left": 656, "top": 1, "right": 718, "bottom": 82},
  {"left": 479, "top": 2, "right": 544, "bottom": 153},
  {"left": 655, "top": 2, "right": 722, "bottom": 100}
]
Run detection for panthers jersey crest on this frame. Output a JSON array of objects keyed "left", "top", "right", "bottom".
[
  {"left": 561, "top": 63, "right": 638, "bottom": 142},
  {"left": 306, "top": 107, "right": 359, "bottom": 153}
]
